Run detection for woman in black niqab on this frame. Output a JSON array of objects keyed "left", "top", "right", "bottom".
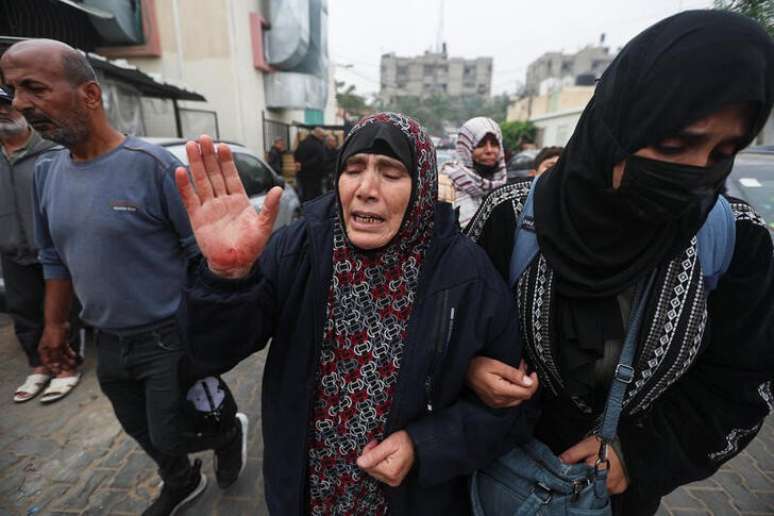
[
  {"left": 465, "top": 10, "right": 774, "bottom": 516},
  {"left": 534, "top": 9, "right": 774, "bottom": 298}
]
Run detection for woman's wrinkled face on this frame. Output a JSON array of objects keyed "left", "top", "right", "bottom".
[
  {"left": 612, "top": 103, "right": 753, "bottom": 188},
  {"left": 472, "top": 133, "right": 500, "bottom": 167},
  {"left": 338, "top": 153, "right": 412, "bottom": 250}
]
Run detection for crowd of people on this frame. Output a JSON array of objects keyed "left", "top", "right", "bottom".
[{"left": 1, "top": 9, "right": 773, "bottom": 516}]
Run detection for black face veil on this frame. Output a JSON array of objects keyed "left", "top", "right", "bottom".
[{"left": 534, "top": 10, "right": 774, "bottom": 298}]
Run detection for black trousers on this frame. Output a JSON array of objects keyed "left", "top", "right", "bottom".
[
  {"left": 1, "top": 254, "right": 80, "bottom": 368},
  {"left": 95, "top": 319, "right": 237, "bottom": 489}
]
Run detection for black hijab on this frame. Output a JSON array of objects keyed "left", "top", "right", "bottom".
[
  {"left": 334, "top": 118, "right": 422, "bottom": 252},
  {"left": 534, "top": 10, "right": 774, "bottom": 298},
  {"left": 337, "top": 121, "right": 414, "bottom": 177}
]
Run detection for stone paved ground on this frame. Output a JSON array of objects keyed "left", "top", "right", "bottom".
[
  {"left": 0, "top": 314, "right": 771, "bottom": 515},
  {"left": 0, "top": 316, "right": 267, "bottom": 516}
]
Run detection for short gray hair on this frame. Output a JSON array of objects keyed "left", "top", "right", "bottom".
[{"left": 61, "top": 52, "right": 97, "bottom": 86}]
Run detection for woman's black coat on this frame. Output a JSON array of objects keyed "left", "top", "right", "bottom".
[{"left": 179, "top": 193, "right": 530, "bottom": 515}]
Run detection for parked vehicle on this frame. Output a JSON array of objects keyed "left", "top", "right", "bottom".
[
  {"left": 436, "top": 148, "right": 456, "bottom": 169},
  {"left": 144, "top": 138, "right": 301, "bottom": 231},
  {"left": 726, "top": 147, "right": 774, "bottom": 235},
  {"left": 506, "top": 149, "right": 538, "bottom": 182}
]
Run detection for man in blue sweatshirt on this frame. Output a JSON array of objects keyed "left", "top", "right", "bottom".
[{"left": 1, "top": 39, "right": 247, "bottom": 516}]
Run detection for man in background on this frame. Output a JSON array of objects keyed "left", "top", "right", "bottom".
[
  {"left": 2, "top": 39, "right": 247, "bottom": 516},
  {"left": 0, "top": 85, "right": 82, "bottom": 404},
  {"left": 322, "top": 133, "right": 339, "bottom": 193},
  {"left": 294, "top": 126, "right": 326, "bottom": 202},
  {"left": 266, "top": 136, "right": 285, "bottom": 174}
]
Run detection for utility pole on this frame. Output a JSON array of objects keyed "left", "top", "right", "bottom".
[{"left": 436, "top": 0, "right": 446, "bottom": 55}]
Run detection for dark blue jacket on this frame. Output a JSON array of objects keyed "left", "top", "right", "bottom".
[{"left": 180, "top": 193, "right": 530, "bottom": 515}]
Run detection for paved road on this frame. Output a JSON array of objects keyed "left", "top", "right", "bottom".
[{"left": 0, "top": 315, "right": 771, "bottom": 515}]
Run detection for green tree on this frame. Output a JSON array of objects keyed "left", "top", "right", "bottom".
[
  {"left": 378, "top": 94, "right": 511, "bottom": 135},
  {"left": 336, "top": 81, "right": 371, "bottom": 116},
  {"left": 715, "top": 0, "right": 774, "bottom": 36},
  {"left": 500, "top": 120, "right": 537, "bottom": 151}
]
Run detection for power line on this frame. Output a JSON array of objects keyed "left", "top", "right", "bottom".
[{"left": 337, "top": 67, "right": 381, "bottom": 86}]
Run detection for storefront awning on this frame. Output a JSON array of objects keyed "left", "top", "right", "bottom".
[
  {"left": 49, "top": 0, "right": 114, "bottom": 19},
  {"left": 0, "top": 37, "right": 205, "bottom": 102},
  {"left": 87, "top": 54, "right": 205, "bottom": 101}
]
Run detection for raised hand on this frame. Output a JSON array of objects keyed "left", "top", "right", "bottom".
[{"left": 175, "top": 135, "right": 282, "bottom": 278}]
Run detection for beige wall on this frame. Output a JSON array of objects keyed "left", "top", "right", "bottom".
[
  {"left": 127, "top": 0, "right": 269, "bottom": 151},
  {"left": 507, "top": 95, "right": 548, "bottom": 122},
  {"left": 507, "top": 86, "right": 593, "bottom": 123},
  {"left": 533, "top": 110, "right": 584, "bottom": 147},
  {"left": 552, "top": 86, "right": 594, "bottom": 113}
]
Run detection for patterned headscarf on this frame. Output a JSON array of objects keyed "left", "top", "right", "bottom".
[
  {"left": 444, "top": 116, "right": 507, "bottom": 197},
  {"left": 307, "top": 112, "right": 437, "bottom": 515}
]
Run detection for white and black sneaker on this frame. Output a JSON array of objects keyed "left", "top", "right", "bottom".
[
  {"left": 142, "top": 458, "right": 206, "bottom": 516},
  {"left": 214, "top": 412, "right": 249, "bottom": 488}
]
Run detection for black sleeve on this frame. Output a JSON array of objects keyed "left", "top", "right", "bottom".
[
  {"left": 618, "top": 219, "right": 774, "bottom": 501},
  {"left": 267, "top": 148, "right": 282, "bottom": 173},
  {"left": 405, "top": 245, "right": 530, "bottom": 486},
  {"left": 465, "top": 200, "right": 517, "bottom": 285},
  {"left": 177, "top": 230, "right": 286, "bottom": 374},
  {"left": 294, "top": 139, "right": 324, "bottom": 174}
]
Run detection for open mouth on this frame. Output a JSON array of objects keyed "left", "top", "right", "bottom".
[{"left": 352, "top": 212, "right": 385, "bottom": 225}]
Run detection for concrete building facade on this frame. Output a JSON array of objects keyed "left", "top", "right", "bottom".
[
  {"left": 105, "top": 0, "right": 333, "bottom": 152},
  {"left": 111, "top": 0, "right": 270, "bottom": 150},
  {"left": 508, "top": 86, "right": 594, "bottom": 122},
  {"left": 507, "top": 86, "right": 595, "bottom": 147},
  {"left": 380, "top": 48, "right": 492, "bottom": 101},
  {"left": 525, "top": 44, "right": 614, "bottom": 95}
]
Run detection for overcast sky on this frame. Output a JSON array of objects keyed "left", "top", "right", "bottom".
[{"left": 329, "top": 0, "right": 714, "bottom": 97}]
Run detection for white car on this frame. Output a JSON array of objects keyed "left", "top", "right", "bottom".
[
  {"left": 436, "top": 148, "right": 456, "bottom": 169},
  {"left": 142, "top": 138, "right": 301, "bottom": 231}
]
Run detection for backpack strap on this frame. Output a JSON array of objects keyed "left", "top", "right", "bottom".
[
  {"left": 596, "top": 270, "right": 657, "bottom": 467},
  {"left": 508, "top": 177, "right": 541, "bottom": 287},
  {"left": 697, "top": 196, "right": 736, "bottom": 293}
]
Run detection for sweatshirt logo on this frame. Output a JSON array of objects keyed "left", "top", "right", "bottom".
[{"left": 111, "top": 200, "right": 138, "bottom": 212}]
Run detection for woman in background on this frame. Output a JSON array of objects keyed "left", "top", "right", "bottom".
[{"left": 440, "top": 117, "right": 507, "bottom": 228}]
